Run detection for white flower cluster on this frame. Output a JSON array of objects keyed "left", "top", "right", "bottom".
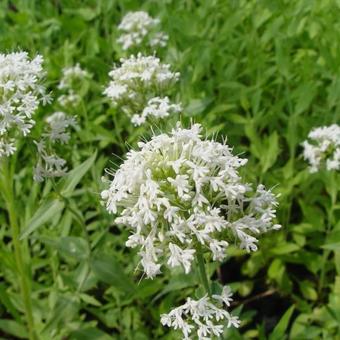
[
  {"left": 117, "top": 11, "right": 168, "bottom": 50},
  {"left": 34, "top": 111, "right": 77, "bottom": 182},
  {"left": 101, "top": 123, "right": 280, "bottom": 279},
  {"left": 0, "top": 52, "right": 49, "bottom": 157},
  {"left": 161, "top": 286, "right": 240, "bottom": 339},
  {"left": 44, "top": 111, "right": 77, "bottom": 143},
  {"left": 104, "top": 54, "right": 180, "bottom": 126},
  {"left": 131, "top": 96, "right": 182, "bottom": 126},
  {"left": 302, "top": 124, "right": 340, "bottom": 172},
  {"left": 58, "top": 64, "right": 89, "bottom": 107}
]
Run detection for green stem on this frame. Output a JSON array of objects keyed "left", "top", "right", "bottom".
[
  {"left": 196, "top": 246, "right": 211, "bottom": 296},
  {"left": 319, "top": 204, "right": 335, "bottom": 294},
  {"left": 0, "top": 161, "right": 36, "bottom": 340},
  {"left": 319, "top": 172, "right": 338, "bottom": 294}
]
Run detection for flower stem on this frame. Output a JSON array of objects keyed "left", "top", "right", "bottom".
[
  {"left": 196, "top": 245, "right": 211, "bottom": 296},
  {"left": 0, "top": 160, "right": 36, "bottom": 340}
]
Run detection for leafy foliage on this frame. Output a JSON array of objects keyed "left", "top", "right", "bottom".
[{"left": 0, "top": 0, "right": 339, "bottom": 339}]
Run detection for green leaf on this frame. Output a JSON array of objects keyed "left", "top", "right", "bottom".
[
  {"left": 185, "top": 98, "right": 213, "bottom": 116},
  {"left": 153, "top": 273, "right": 196, "bottom": 302},
  {"left": 58, "top": 151, "right": 97, "bottom": 197},
  {"left": 42, "top": 295, "right": 80, "bottom": 334},
  {"left": 321, "top": 242, "right": 340, "bottom": 250},
  {"left": 135, "top": 279, "right": 163, "bottom": 300},
  {"left": 20, "top": 199, "right": 65, "bottom": 239},
  {"left": 79, "top": 293, "right": 102, "bottom": 307},
  {"left": 294, "top": 83, "right": 316, "bottom": 114},
  {"left": 0, "top": 284, "right": 21, "bottom": 322},
  {"left": 260, "top": 131, "right": 279, "bottom": 173},
  {"left": 335, "top": 251, "right": 340, "bottom": 275},
  {"left": 90, "top": 253, "right": 135, "bottom": 294},
  {"left": 57, "top": 237, "right": 90, "bottom": 261},
  {"left": 70, "top": 328, "right": 112, "bottom": 340},
  {"left": 269, "top": 305, "right": 295, "bottom": 340},
  {"left": 0, "top": 319, "right": 27, "bottom": 338},
  {"left": 299, "top": 280, "right": 317, "bottom": 301},
  {"left": 270, "top": 243, "right": 300, "bottom": 255}
]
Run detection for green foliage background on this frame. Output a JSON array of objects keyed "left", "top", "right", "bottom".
[{"left": 0, "top": 0, "right": 340, "bottom": 339}]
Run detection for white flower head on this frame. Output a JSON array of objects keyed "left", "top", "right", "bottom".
[
  {"left": 161, "top": 288, "right": 240, "bottom": 339},
  {"left": 57, "top": 63, "right": 89, "bottom": 91},
  {"left": 131, "top": 96, "right": 182, "bottom": 126},
  {"left": 33, "top": 140, "right": 67, "bottom": 182},
  {"left": 0, "top": 52, "right": 48, "bottom": 157},
  {"left": 117, "top": 11, "right": 168, "bottom": 50},
  {"left": 302, "top": 124, "right": 340, "bottom": 172},
  {"left": 33, "top": 111, "right": 77, "bottom": 182},
  {"left": 104, "top": 54, "right": 180, "bottom": 125},
  {"left": 150, "top": 32, "right": 169, "bottom": 48},
  {"left": 44, "top": 111, "right": 78, "bottom": 143},
  {"left": 58, "top": 91, "right": 81, "bottom": 107},
  {"left": 57, "top": 64, "right": 89, "bottom": 107},
  {"left": 168, "top": 243, "right": 196, "bottom": 274},
  {"left": 101, "top": 123, "right": 281, "bottom": 278}
]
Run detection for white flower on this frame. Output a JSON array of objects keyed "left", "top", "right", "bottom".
[
  {"left": 0, "top": 52, "right": 47, "bottom": 157},
  {"left": 209, "top": 240, "right": 229, "bottom": 261},
  {"left": 117, "top": 11, "right": 168, "bottom": 50},
  {"left": 131, "top": 96, "right": 182, "bottom": 126},
  {"left": 58, "top": 63, "right": 89, "bottom": 90},
  {"left": 302, "top": 124, "right": 340, "bottom": 172},
  {"left": 0, "top": 138, "right": 16, "bottom": 157},
  {"left": 168, "top": 174, "right": 190, "bottom": 199},
  {"left": 150, "top": 32, "right": 169, "bottom": 48},
  {"left": 104, "top": 54, "right": 180, "bottom": 126},
  {"left": 139, "top": 238, "right": 162, "bottom": 279},
  {"left": 161, "top": 288, "right": 240, "bottom": 340},
  {"left": 212, "top": 286, "right": 233, "bottom": 307},
  {"left": 33, "top": 111, "right": 77, "bottom": 182},
  {"left": 33, "top": 140, "right": 67, "bottom": 182},
  {"left": 44, "top": 111, "right": 78, "bottom": 143},
  {"left": 57, "top": 64, "right": 89, "bottom": 108},
  {"left": 58, "top": 91, "right": 81, "bottom": 107},
  {"left": 101, "top": 123, "right": 281, "bottom": 278},
  {"left": 168, "top": 243, "right": 196, "bottom": 273}
]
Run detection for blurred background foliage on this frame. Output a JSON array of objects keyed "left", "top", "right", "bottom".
[{"left": 0, "top": 0, "right": 340, "bottom": 339}]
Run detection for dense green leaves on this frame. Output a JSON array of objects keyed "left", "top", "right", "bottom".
[{"left": 0, "top": 0, "right": 339, "bottom": 339}]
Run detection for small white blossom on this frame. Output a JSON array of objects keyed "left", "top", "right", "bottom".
[
  {"left": 117, "top": 11, "right": 168, "bottom": 50},
  {"left": 0, "top": 139, "right": 16, "bottom": 157},
  {"left": 0, "top": 52, "right": 47, "bottom": 157},
  {"left": 212, "top": 286, "right": 234, "bottom": 307},
  {"left": 161, "top": 288, "right": 240, "bottom": 339},
  {"left": 209, "top": 240, "right": 229, "bottom": 261},
  {"left": 57, "top": 63, "right": 89, "bottom": 91},
  {"left": 150, "top": 32, "right": 169, "bottom": 48},
  {"left": 45, "top": 111, "right": 78, "bottom": 143},
  {"left": 131, "top": 97, "right": 182, "bottom": 126},
  {"left": 131, "top": 96, "right": 182, "bottom": 126},
  {"left": 302, "top": 124, "right": 340, "bottom": 172},
  {"left": 33, "top": 140, "right": 67, "bottom": 182},
  {"left": 33, "top": 111, "right": 77, "bottom": 182},
  {"left": 58, "top": 91, "right": 81, "bottom": 107},
  {"left": 168, "top": 243, "right": 196, "bottom": 274},
  {"left": 104, "top": 54, "right": 180, "bottom": 125},
  {"left": 101, "top": 123, "right": 280, "bottom": 278},
  {"left": 57, "top": 64, "right": 89, "bottom": 107}
]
